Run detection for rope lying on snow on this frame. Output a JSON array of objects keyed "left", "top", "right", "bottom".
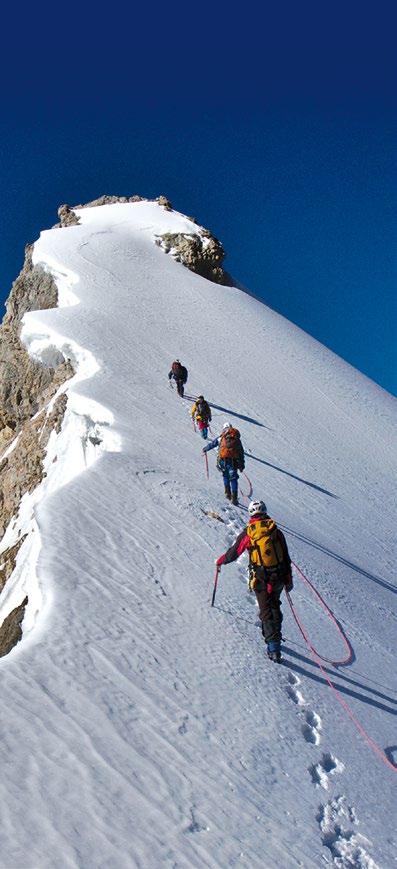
[
  {"left": 287, "top": 565, "right": 397, "bottom": 774},
  {"left": 239, "top": 472, "right": 253, "bottom": 502},
  {"left": 291, "top": 561, "right": 353, "bottom": 666}
]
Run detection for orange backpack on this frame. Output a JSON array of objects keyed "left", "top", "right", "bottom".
[{"left": 218, "top": 427, "right": 241, "bottom": 460}]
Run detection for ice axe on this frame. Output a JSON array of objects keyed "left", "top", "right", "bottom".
[{"left": 211, "top": 565, "right": 220, "bottom": 607}]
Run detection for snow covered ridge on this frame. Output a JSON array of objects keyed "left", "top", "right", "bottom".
[
  {"left": 0, "top": 194, "right": 224, "bottom": 656},
  {"left": 0, "top": 194, "right": 221, "bottom": 658},
  {"left": 0, "top": 197, "right": 395, "bottom": 867},
  {"left": 57, "top": 193, "right": 227, "bottom": 284}
]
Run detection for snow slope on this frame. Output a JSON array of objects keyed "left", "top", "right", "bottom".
[{"left": 0, "top": 201, "right": 396, "bottom": 868}]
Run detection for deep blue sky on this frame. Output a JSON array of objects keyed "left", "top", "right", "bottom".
[{"left": 1, "top": 2, "right": 395, "bottom": 394}]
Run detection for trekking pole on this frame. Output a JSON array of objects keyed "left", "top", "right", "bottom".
[
  {"left": 203, "top": 450, "right": 209, "bottom": 479},
  {"left": 211, "top": 566, "right": 220, "bottom": 606},
  {"left": 192, "top": 415, "right": 196, "bottom": 433}
]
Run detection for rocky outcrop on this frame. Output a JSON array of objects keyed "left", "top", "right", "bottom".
[
  {"left": 0, "top": 536, "right": 27, "bottom": 592},
  {"left": 156, "top": 229, "right": 227, "bottom": 284},
  {"left": 0, "top": 596, "right": 28, "bottom": 658},
  {"left": 0, "top": 327, "right": 73, "bottom": 440},
  {"left": 0, "top": 241, "right": 74, "bottom": 655},
  {"left": 0, "top": 245, "right": 73, "bottom": 444},
  {"left": 3, "top": 244, "right": 58, "bottom": 328},
  {"left": 56, "top": 205, "right": 81, "bottom": 228},
  {"left": 0, "top": 393, "right": 67, "bottom": 538}
]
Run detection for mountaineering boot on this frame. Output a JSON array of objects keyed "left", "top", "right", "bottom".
[
  {"left": 231, "top": 493, "right": 238, "bottom": 506},
  {"left": 267, "top": 640, "right": 282, "bottom": 663},
  {"left": 224, "top": 485, "right": 231, "bottom": 500},
  {"left": 267, "top": 649, "right": 282, "bottom": 663}
]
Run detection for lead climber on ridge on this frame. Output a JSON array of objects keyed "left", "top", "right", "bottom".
[
  {"left": 215, "top": 500, "right": 293, "bottom": 662},
  {"left": 168, "top": 359, "right": 188, "bottom": 397},
  {"left": 203, "top": 422, "right": 245, "bottom": 505}
]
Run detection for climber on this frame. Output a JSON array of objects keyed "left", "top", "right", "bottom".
[
  {"left": 203, "top": 421, "right": 245, "bottom": 505},
  {"left": 215, "top": 500, "right": 293, "bottom": 662},
  {"left": 168, "top": 360, "right": 188, "bottom": 397},
  {"left": 191, "top": 395, "right": 212, "bottom": 439}
]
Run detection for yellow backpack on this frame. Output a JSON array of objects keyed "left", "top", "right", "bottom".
[{"left": 247, "top": 518, "right": 285, "bottom": 570}]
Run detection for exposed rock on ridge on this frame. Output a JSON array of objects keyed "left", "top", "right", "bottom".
[
  {"left": 0, "top": 393, "right": 67, "bottom": 538},
  {"left": 0, "top": 244, "right": 72, "bottom": 443},
  {"left": 0, "top": 597, "right": 28, "bottom": 658},
  {"left": 0, "top": 243, "right": 73, "bottom": 656},
  {"left": 156, "top": 230, "right": 226, "bottom": 284}
]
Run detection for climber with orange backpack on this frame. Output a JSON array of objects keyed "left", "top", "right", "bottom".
[
  {"left": 203, "top": 421, "right": 245, "bottom": 505},
  {"left": 215, "top": 500, "right": 293, "bottom": 662}
]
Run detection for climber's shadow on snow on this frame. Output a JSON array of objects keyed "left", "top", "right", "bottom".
[
  {"left": 384, "top": 746, "right": 397, "bottom": 768},
  {"left": 283, "top": 646, "right": 397, "bottom": 714},
  {"left": 245, "top": 452, "right": 338, "bottom": 498},
  {"left": 281, "top": 524, "right": 396, "bottom": 595},
  {"left": 209, "top": 403, "right": 271, "bottom": 429},
  {"left": 184, "top": 396, "right": 270, "bottom": 429}
]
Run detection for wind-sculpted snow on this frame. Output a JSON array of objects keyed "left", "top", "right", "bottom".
[{"left": 0, "top": 200, "right": 395, "bottom": 867}]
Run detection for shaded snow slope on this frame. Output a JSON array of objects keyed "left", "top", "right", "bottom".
[{"left": 0, "top": 201, "right": 396, "bottom": 868}]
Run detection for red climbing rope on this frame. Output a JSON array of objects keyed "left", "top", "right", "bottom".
[
  {"left": 239, "top": 472, "right": 253, "bottom": 502},
  {"left": 286, "top": 585, "right": 397, "bottom": 773},
  {"left": 291, "top": 561, "right": 353, "bottom": 666}
]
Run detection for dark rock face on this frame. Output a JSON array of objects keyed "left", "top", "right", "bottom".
[
  {"left": 3, "top": 244, "right": 58, "bottom": 328},
  {"left": 0, "top": 537, "right": 27, "bottom": 592},
  {"left": 0, "top": 245, "right": 73, "bottom": 446},
  {"left": 0, "top": 242, "right": 73, "bottom": 656},
  {"left": 0, "top": 597, "right": 28, "bottom": 658},
  {"left": 156, "top": 230, "right": 227, "bottom": 284},
  {"left": 56, "top": 205, "right": 81, "bottom": 228},
  {"left": 0, "top": 392, "right": 68, "bottom": 538}
]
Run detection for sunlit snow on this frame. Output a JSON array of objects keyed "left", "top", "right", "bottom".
[{"left": 0, "top": 201, "right": 395, "bottom": 868}]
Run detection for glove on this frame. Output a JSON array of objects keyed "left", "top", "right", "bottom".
[
  {"left": 216, "top": 555, "right": 225, "bottom": 567},
  {"left": 285, "top": 571, "right": 293, "bottom": 592}
]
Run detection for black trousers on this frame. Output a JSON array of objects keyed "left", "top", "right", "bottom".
[
  {"left": 254, "top": 575, "right": 285, "bottom": 643},
  {"left": 175, "top": 378, "right": 184, "bottom": 396}
]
